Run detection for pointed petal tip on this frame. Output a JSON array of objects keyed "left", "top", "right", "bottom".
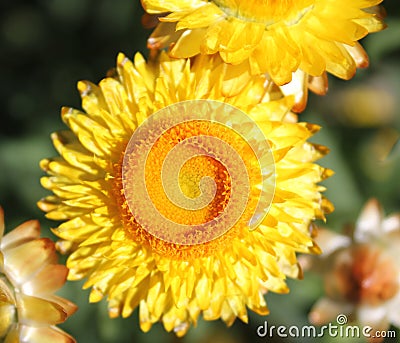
[{"left": 355, "top": 198, "right": 383, "bottom": 241}]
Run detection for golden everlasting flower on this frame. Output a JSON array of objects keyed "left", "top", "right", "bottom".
[
  {"left": 0, "top": 207, "right": 77, "bottom": 343},
  {"left": 38, "top": 52, "right": 332, "bottom": 336},
  {"left": 141, "top": 0, "right": 386, "bottom": 112},
  {"left": 303, "top": 199, "right": 400, "bottom": 343}
]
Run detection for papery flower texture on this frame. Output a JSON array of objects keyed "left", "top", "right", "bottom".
[
  {"left": 0, "top": 207, "right": 77, "bottom": 343},
  {"left": 141, "top": 0, "right": 386, "bottom": 112},
  {"left": 38, "top": 52, "right": 333, "bottom": 336},
  {"left": 304, "top": 199, "right": 400, "bottom": 342}
]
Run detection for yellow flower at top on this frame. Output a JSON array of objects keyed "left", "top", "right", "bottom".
[
  {"left": 142, "top": 0, "right": 385, "bottom": 110},
  {"left": 38, "top": 52, "right": 333, "bottom": 336}
]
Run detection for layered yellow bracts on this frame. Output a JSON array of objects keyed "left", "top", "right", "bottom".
[
  {"left": 142, "top": 0, "right": 386, "bottom": 111},
  {"left": 38, "top": 52, "right": 333, "bottom": 336}
]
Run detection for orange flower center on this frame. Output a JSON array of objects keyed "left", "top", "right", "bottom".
[
  {"left": 113, "top": 101, "right": 275, "bottom": 260},
  {"left": 137, "top": 122, "right": 233, "bottom": 228}
]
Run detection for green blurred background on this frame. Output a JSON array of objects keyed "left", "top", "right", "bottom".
[{"left": 1, "top": 1, "right": 399, "bottom": 342}]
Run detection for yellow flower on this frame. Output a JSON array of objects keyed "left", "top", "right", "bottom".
[
  {"left": 38, "top": 52, "right": 333, "bottom": 336},
  {"left": 303, "top": 199, "right": 400, "bottom": 342},
  {"left": 141, "top": 0, "right": 386, "bottom": 112},
  {"left": 0, "top": 207, "right": 77, "bottom": 343}
]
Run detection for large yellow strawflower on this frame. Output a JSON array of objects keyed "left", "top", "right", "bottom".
[
  {"left": 0, "top": 207, "right": 77, "bottom": 343},
  {"left": 38, "top": 52, "right": 333, "bottom": 336},
  {"left": 141, "top": 0, "right": 386, "bottom": 111}
]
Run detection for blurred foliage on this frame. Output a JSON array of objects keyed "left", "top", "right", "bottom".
[{"left": 1, "top": 0, "right": 400, "bottom": 342}]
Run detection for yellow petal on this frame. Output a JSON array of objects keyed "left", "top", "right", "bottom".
[
  {"left": 308, "top": 73, "right": 328, "bottom": 96},
  {"left": 3, "top": 325, "right": 19, "bottom": 343},
  {"left": 322, "top": 42, "right": 357, "bottom": 80},
  {"left": 21, "top": 265, "right": 68, "bottom": 296},
  {"left": 1, "top": 220, "right": 40, "bottom": 250},
  {"left": 48, "top": 295, "right": 78, "bottom": 317},
  {"left": 216, "top": 20, "right": 265, "bottom": 65},
  {"left": 195, "top": 274, "right": 211, "bottom": 311},
  {"left": 170, "top": 28, "right": 207, "bottom": 58},
  {"left": 4, "top": 239, "right": 57, "bottom": 284},
  {"left": 344, "top": 42, "right": 369, "bottom": 68},
  {"left": 142, "top": 0, "right": 204, "bottom": 14},
  {"left": 175, "top": 3, "right": 222, "bottom": 30},
  {"left": 148, "top": 22, "right": 183, "bottom": 50},
  {"left": 279, "top": 70, "right": 308, "bottom": 113},
  {"left": 0, "top": 302, "right": 15, "bottom": 338},
  {"left": 18, "top": 294, "right": 67, "bottom": 325},
  {"left": 19, "top": 325, "right": 76, "bottom": 343},
  {"left": 221, "top": 61, "right": 252, "bottom": 98}
]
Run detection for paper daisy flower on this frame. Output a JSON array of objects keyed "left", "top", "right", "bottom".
[
  {"left": 141, "top": 0, "right": 386, "bottom": 111},
  {"left": 0, "top": 207, "right": 77, "bottom": 343},
  {"left": 304, "top": 199, "right": 400, "bottom": 342},
  {"left": 38, "top": 52, "right": 333, "bottom": 336}
]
